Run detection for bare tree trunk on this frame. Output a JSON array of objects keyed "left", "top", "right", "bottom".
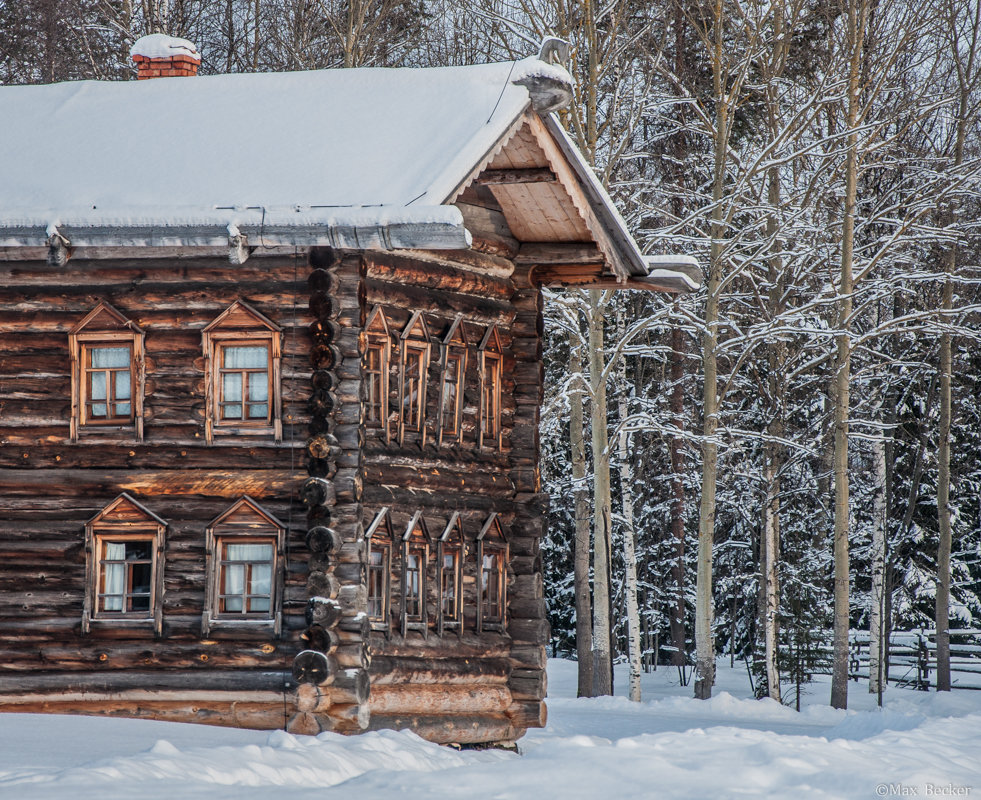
[
  {"left": 694, "top": 0, "right": 728, "bottom": 701},
  {"left": 830, "top": 0, "right": 867, "bottom": 712},
  {"left": 569, "top": 324, "right": 595, "bottom": 697},
  {"left": 870, "top": 432, "right": 887, "bottom": 700},
  {"left": 669, "top": 324, "right": 687, "bottom": 669},
  {"left": 589, "top": 290, "right": 613, "bottom": 696},
  {"left": 935, "top": 0, "right": 976, "bottom": 691},
  {"left": 616, "top": 307, "right": 643, "bottom": 702},
  {"left": 762, "top": 448, "right": 781, "bottom": 703}
]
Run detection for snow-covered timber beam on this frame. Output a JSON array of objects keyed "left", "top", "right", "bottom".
[
  {"left": 475, "top": 168, "right": 557, "bottom": 186},
  {"left": 517, "top": 243, "right": 701, "bottom": 293},
  {"left": 0, "top": 221, "right": 470, "bottom": 252}
]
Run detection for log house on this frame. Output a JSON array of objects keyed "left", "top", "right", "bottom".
[{"left": 0, "top": 35, "right": 699, "bottom": 744}]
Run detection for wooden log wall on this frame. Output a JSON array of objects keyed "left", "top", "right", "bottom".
[
  {"left": 359, "top": 204, "right": 548, "bottom": 743},
  {"left": 0, "top": 253, "right": 313, "bottom": 729}
]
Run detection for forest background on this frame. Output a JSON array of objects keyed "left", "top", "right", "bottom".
[{"left": 3, "top": 0, "right": 980, "bottom": 710}]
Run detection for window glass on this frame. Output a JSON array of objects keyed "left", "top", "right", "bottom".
[
  {"left": 84, "top": 344, "right": 134, "bottom": 423},
  {"left": 218, "top": 540, "right": 274, "bottom": 614},
  {"left": 441, "top": 550, "right": 459, "bottom": 620},
  {"left": 219, "top": 344, "right": 270, "bottom": 422},
  {"left": 98, "top": 539, "right": 153, "bottom": 613}
]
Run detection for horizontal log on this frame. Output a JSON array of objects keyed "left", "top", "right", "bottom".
[
  {"left": 0, "top": 468, "right": 302, "bottom": 499},
  {"left": 507, "top": 699, "right": 547, "bottom": 731},
  {"left": 0, "top": 670, "right": 290, "bottom": 693},
  {"left": 369, "top": 656, "right": 511, "bottom": 685},
  {"left": 509, "top": 668, "right": 547, "bottom": 700},
  {"left": 330, "top": 668, "right": 370, "bottom": 705},
  {"left": 507, "top": 617, "right": 550, "bottom": 645},
  {"left": 366, "top": 711, "right": 515, "bottom": 745},
  {"left": 369, "top": 684, "right": 510, "bottom": 715},
  {"left": 509, "top": 644, "right": 547, "bottom": 670},
  {"left": 0, "top": 696, "right": 290, "bottom": 731},
  {"left": 327, "top": 701, "right": 370, "bottom": 732},
  {"left": 295, "top": 683, "right": 332, "bottom": 713},
  {"left": 476, "top": 168, "right": 556, "bottom": 185}
]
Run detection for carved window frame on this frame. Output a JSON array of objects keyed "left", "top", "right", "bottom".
[
  {"left": 83, "top": 493, "right": 166, "bottom": 635},
  {"left": 478, "top": 324, "right": 503, "bottom": 451},
  {"left": 366, "top": 507, "right": 394, "bottom": 634},
  {"left": 438, "top": 316, "right": 468, "bottom": 447},
  {"left": 476, "top": 512, "right": 508, "bottom": 634},
  {"left": 202, "top": 301, "right": 282, "bottom": 443},
  {"left": 400, "top": 511, "right": 432, "bottom": 637},
  {"left": 69, "top": 302, "right": 145, "bottom": 441},
  {"left": 436, "top": 511, "right": 465, "bottom": 637},
  {"left": 398, "top": 311, "right": 431, "bottom": 446},
  {"left": 202, "top": 497, "right": 285, "bottom": 636},
  {"left": 364, "top": 306, "right": 392, "bottom": 442}
]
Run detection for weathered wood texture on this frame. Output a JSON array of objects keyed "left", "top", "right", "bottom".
[
  {"left": 357, "top": 245, "right": 547, "bottom": 741},
  {"left": 0, "top": 253, "right": 313, "bottom": 724},
  {"left": 1, "top": 226, "right": 549, "bottom": 742}
]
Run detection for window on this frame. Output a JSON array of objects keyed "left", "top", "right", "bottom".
[
  {"left": 438, "top": 316, "right": 468, "bottom": 446},
  {"left": 436, "top": 512, "right": 464, "bottom": 636},
  {"left": 400, "top": 511, "right": 431, "bottom": 637},
  {"left": 398, "top": 311, "right": 431, "bottom": 446},
  {"left": 202, "top": 301, "right": 282, "bottom": 443},
  {"left": 69, "top": 302, "right": 144, "bottom": 440},
  {"left": 218, "top": 343, "right": 271, "bottom": 423},
  {"left": 83, "top": 493, "right": 166, "bottom": 634},
  {"left": 364, "top": 307, "right": 392, "bottom": 441},
  {"left": 365, "top": 508, "right": 394, "bottom": 633},
  {"left": 217, "top": 539, "right": 274, "bottom": 614},
  {"left": 203, "top": 497, "right": 285, "bottom": 634},
  {"left": 479, "top": 324, "right": 503, "bottom": 450},
  {"left": 97, "top": 537, "right": 153, "bottom": 613},
  {"left": 476, "top": 513, "right": 508, "bottom": 633}
]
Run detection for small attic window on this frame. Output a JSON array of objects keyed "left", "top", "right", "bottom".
[
  {"left": 478, "top": 324, "right": 503, "bottom": 451},
  {"left": 366, "top": 508, "right": 394, "bottom": 633},
  {"left": 364, "top": 307, "right": 392, "bottom": 442},
  {"left": 400, "top": 512, "right": 431, "bottom": 637},
  {"left": 202, "top": 301, "right": 282, "bottom": 443},
  {"left": 438, "top": 316, "right": 468, "bottom": 446},
  {"left": 437, "top": 512, "right": 465, "bottom": 637},
  {"left": 399, "top": 311, "right": 431, "bottom": 446},
  {"left": 69, "top": 302, "right": 145, "bottom": 441},
  {"left": 476, "top": 513, "right": 508, "bottom": 634}
]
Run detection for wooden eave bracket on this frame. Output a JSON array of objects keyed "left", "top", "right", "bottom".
[
  {"left": 46, "top": 230, "right": 72, "bottom": 266},
  {"left": 228, "top": 232, "right": 253, "bottom": 265}
]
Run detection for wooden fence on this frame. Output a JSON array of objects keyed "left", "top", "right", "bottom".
[{"left": 848, "top": 628, "right": 981, "bottom": 691}]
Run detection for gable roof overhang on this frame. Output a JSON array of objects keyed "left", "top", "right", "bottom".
[{"left": 0, "top": 58, "right": 699, "bottom": 292}]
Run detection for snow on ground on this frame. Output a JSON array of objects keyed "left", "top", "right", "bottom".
[{"left": 1, "top": 660, "right": 979, "bottom": 799}]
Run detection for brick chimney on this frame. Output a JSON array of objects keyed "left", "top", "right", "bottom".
[{"left": 130, "top": 34, "right": 201, "bottom": 80}]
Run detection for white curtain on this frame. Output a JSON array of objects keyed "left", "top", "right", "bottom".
[{"left": 102, "top": 542, "right": 125, "bottom": 611}]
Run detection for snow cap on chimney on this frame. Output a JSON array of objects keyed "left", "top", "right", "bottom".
[{"left": 130, "top": 34, "right": 201, "bottom": 80}]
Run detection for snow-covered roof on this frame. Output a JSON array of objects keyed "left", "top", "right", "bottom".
[
  {"left": 0, "top": 59, "right": 563, "bottom": 243},
  {"left": 0, "top": 59, "right": 700, "bottom": 290}
]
